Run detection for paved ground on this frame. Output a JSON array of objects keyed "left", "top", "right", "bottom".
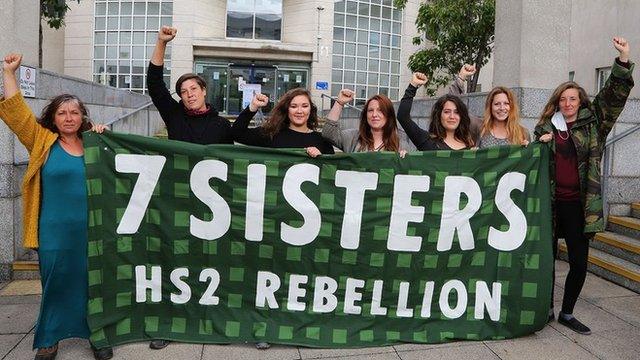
[{"left": 1, "top": 260, "right": 638, "bottom": 360}]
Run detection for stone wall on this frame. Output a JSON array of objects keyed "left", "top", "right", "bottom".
[{"left": 0, "top": 68, "right": 164, "bottom": 281}]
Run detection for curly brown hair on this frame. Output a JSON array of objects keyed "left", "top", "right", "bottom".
[
  {"left": 262, "top": 88, "right": 318, "bottom": 138},
  {"left": 38, "top": 94, "right": 92, "bottom": 136}
]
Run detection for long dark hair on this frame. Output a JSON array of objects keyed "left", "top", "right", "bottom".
[
  {"left": 357, "top": 94, "right": 399, "bottom": 151},
  {"left": 429, "top": 94, "right": 474, "bottom": 147},
  {"left": 262, "top": 88, "right": 318, "bottom": 139},
  {"left": 38, "top": 94, "right": 92, "bottom": 136}
]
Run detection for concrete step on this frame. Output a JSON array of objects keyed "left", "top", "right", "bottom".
[
  {"left": 632, "top": 203, "right": 640, "bottom": 220},
  {"left": 592, "top": 231, "right": 640, "bottom": 265},
  {"left": 608, "top": 216, "right": 640, "bottom": 240},
  {"left": 559, "top": 240, "right": 640, "bottom": 293},
  {"left": 12, "top": 261, "right": 39, "bottom": 280}
]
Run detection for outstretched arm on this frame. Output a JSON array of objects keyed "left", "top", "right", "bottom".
[
  {"left": 2, "top": 53, "right": 21, "bottom": 99},
  {"left": 396, "top": 73, "right": 430, "bottom": 149},
  {"left": 322, "top": 89, "right": 355, "bottom": 150},
  {"left": 447, "top": 64, "right": 476, "bottom": 96},
  {"left": 593, "top": 37, "right": 634, "bottom": 145},
  {"left": 232, "top": 93, "right": 272, "bottom": 147},
  {"left": 0, "top": 53, "right": 42, "bottom": 152},
  {"left": 147, "top": 26, "right": 179, "bottom": 125},
  {"left": 150, "top": 26, "right": 176, "bottom": 66},
  {"left": 325, "top": 88, "right": 354, "bottom": 121}
]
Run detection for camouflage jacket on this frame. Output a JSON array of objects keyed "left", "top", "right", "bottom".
[{"left": 535, "top": 59, "right": 635, "bottom": 234}]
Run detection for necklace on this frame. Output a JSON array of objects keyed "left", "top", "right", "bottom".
[{"left": 557, "top": 129, "right": 571, "bottom": 141}]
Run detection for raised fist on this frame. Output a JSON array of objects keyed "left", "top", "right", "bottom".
[
  {"left": 250, "top": 93, "right": 269, "bottom": 112},
  {"left": 612, "top": 37, "right": 630, "bottom": 62},
  {"left": 458, "top": 64, "right": 476, "bottom": 80},
  {"left": 337, "top": 89, "right": 355, "bottom": 106},
  {"left": 158, "top": 26, "right": 177, "bottom": 43},
  {"left": 410, "top": 72, "right": 428, "bottom": 87},
  {"left": 3, "top": 53, "right": 22, "bottom": 73}
]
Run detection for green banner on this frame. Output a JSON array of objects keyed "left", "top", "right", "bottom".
[{"left": 84, "top": 131, "right": 552, "bottom": 349}]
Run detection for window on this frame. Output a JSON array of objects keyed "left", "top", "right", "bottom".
[
  {"left": 93, "top": 0, "right": 173, "bottom": 93},
  {"left": 331, "top": 0, "right": 402, "bottom": 103},
  {"left": 226, "top": 0, "right": 282, "bottom": 40},
  {"left": 568, "top": 71, "right": 575, "bottom": 81},
  {"left": 596, "top": 67, "right": 611, "bottom": 91}
]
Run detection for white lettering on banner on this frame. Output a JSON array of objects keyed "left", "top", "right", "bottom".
[
  {"left": 245, "top": 164, "right": 267, "bottom": 242},
  {"left": 281, "top": 164, "right": 321, "bottom": 246},
  {"left": 135, "top": 265, "right": 162, "bottom": 302},
  {"left": 115, "top": 155, "right": 166, "bottom": 234},
  {"left": 334, "top": 170, "right": 379, "bottom": 249},
  {"left": 475, "top": 281, "right": 502, "bottom": 321},
  {"left": 132, "top": 267, "right": 503, "bottom": 320},
  {"left": 313, "top": 276, "right": 339, "bottom": 313},
  {"left": 370, "top": 280, "right": 387, "bottom": 316},
  {"left": 287, "top": 274, "right": 309, "bottom": 311},
  {"left": 437, "top": 176, "right": 482, "bottom": 251},
  {"left": 256, "top": 271, "right": 281, "bottom": 308},
  {"left": 135, "top": 266, "right": 222, "bottom": 305},
  {"left": 420, "top": 281, "right": 435, "bottom": 318},
  {"left": 190, "top": 160, "right": 231, "bottom": 240},
  {"left": 114, "top": 156, "right": 529, "bottom": 253},
  {"left": 387, "top": 175, "right": 431, "bottom": 252},
  {"left": 344, "top": 278, "right": 365, "bottom": 315},
  {"left": 488, "top": 172, "right": 528, "bottom": 251},
  {"left": 439, "top": 280, "right": 468, "bottom": 319},
  {"left": 198, "top": 268, "right": 220, "bottom": 305},
  {"left": 170, "top": 268, "right": 191, "bottom": 304},
  {"left": 396, "top": 282, "right": 414, "bottom": 317}
]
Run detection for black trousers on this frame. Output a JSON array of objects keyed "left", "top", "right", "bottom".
[{"left": 551, "top": 200, "right": 590, "bottom": 314}]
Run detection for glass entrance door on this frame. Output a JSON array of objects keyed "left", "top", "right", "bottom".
[
  {"left": 228, "top": 65, "right": 276, "bottom": 115},
  {"left": 275, "top": 68, "right": 309, "bottom": 100},
  {"left": 195, "top": 60, "right": 309, "bottom": 115},
  {"left": 197, "top": 64, "right": 228, "bottom": 113}
]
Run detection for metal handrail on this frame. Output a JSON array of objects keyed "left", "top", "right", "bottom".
[
  {"left": 602, "top": 121, "right": 640, "bottom": 225},
  {"left": 104, "top": 91, "right": 177, "bottom": 127},
  {"left": 104, "top": 98, "right": 157, "bottom": 126},
  {"left": 605, "top": 122, "right": 640, "bottom": 147},
  {"left": 319, "top": 93, "right": 362, "bottom": 113}
]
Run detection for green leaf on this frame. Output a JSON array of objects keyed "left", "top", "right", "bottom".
[{"left": 401, "top": 0, "right": 495, "bottom": 94}]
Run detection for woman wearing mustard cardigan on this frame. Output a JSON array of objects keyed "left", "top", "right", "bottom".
[{"left": 0, "top": 54, "right": 111, "bottom": 360}]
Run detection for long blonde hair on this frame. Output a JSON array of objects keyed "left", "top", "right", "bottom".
[{"left": 481, "top": 87, "right": 527, "bottom": 145}]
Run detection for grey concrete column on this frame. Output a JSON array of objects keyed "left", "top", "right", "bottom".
[
  {"left": 493, "top": 0, "right": 572, "bottom": 89},
  {"left": 0, "top": 0, "right": 39, "bottom": 281}
]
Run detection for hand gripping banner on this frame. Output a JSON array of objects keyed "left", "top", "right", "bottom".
[{"left": 84, "top": 131, "right": 552, "bottom": 348}]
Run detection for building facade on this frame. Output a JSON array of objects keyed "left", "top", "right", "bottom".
[
  {"left": 52, "top": 0, "right": 423, "bottom": 114},
  {"left": 10, "top": 0, "right": 640, "bottom": 110}
]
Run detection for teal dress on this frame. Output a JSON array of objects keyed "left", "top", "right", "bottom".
[{"left": 34, "top": 141, "right": 90, "bottom": 348}]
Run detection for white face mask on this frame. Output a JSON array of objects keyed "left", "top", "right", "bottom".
[{"left": 551, "top": 111, "right": 568, "bottom": 132}]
